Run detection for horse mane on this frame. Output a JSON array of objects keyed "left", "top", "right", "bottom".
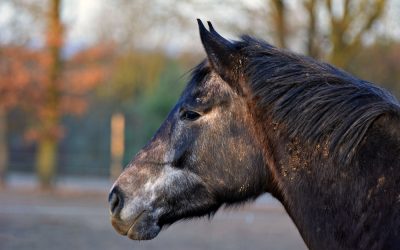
[
  {"left": 190, "top": 35, "right": 400, "bottom": 164},
  {"left": 238, "top": 36, "right": 400, "bottom": 164}
]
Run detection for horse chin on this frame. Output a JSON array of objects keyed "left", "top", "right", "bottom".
[
  {"left": 111, "top": 210, "right": 162, "bottom": 240},
  {"left": 126, "top": 222, "right": 161, "bottom": 240}
]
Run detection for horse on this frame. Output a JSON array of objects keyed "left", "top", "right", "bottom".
[{"left": 108, "top": 20, "right": 400, "bottom": 249}]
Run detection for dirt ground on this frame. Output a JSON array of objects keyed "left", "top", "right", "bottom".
[{"left": 0, "top": 186, "right": 307, "bottom": 250}]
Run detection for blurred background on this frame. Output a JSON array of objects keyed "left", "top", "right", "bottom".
[{"left": 0, "top": 0, "right": 399, "bottom": 249}]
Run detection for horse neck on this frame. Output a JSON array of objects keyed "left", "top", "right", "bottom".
[{"left": 261, "top": 116, "right": 400, "bottom": 250}]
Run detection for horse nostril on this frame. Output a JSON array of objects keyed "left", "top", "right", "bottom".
[{"left": 109, "top": 186, "right": 124, "bottom": 217}]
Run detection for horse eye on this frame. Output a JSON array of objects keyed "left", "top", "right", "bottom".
[{"left": 180, "top": 110, "right": 201, "bottom": 121}]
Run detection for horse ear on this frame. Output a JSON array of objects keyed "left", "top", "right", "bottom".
[{"left": 197, "top": 19, "right": 242, "bottom": 88}]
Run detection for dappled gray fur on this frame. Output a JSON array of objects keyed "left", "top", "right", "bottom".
[{"left": 236, "top": 36, "right": 400, "bottom": 164}]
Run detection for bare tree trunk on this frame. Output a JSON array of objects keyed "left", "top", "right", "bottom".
[
  {"left": 36, "top": 136, "right": 58, "bottom": 187},
  {"left": 304, "top": 0, "right": 320, "bottom": 58},
  {"left": 36, "top": 0, "right": 63, "bottom": 189},
  {"left": 325, "top": 0, "right": 386, "bottom": 68},
  {"left": 271, "top": 0, "right": 287, "bottom": 48},
  {"left": 0, "top": 107, "right": 7, "bottom": 187}
]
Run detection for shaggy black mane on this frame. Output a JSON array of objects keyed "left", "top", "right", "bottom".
[
  {"left": 191, "top": 36, "right": 400, "bottom": 164},
  {"left": 240, "top": 36, "right": 400, "bottom": 164}
]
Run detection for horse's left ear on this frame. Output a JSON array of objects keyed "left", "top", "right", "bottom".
[{"left": 197, "top": 19, "right": 243, "bottom": 90}]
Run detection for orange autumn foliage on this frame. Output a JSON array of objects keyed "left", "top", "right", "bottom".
[
  {"left": 61, "top": 43, "right": 114, "bottom": 115},
  {"left": 0, "top": 43, "right": 114, "bottom": 141},
  {"left": 0, "top": 46, "right": 46, "bottom": 110}
]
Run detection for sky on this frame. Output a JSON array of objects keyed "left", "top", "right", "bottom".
[
  {"left": 63, "top": 0, "right": 101, "bottom": 46},
  {"left": 63, "top": 0, "right": 400, "bottom": 52}
]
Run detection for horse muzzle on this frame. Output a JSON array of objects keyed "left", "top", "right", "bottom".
[{"left": 108, "top": 185, "right": 162, "bottom": 240}]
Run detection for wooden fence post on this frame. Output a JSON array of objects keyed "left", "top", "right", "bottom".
[{"left": 110, "top": 113, "right": 125, "bottom": 181}]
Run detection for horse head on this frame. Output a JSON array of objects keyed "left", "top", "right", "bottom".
[{"left": 108, "top": 20, "right": 269, "bottom": 240}]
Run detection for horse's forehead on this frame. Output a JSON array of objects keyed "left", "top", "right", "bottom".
[{"left": 188, "top": 72, "right": 232, "bottom": 102}]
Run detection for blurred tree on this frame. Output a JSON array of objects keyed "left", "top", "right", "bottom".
[
  {"left": 303, "top": 0, "right": 320, "bottom": 58},
  {"left": 0, "top": 47, "right": 44, "bottom": 185},
  {"left": 0, "top": 0, "right": 112, "bottom": 187},
  {"left": 348, "top": 41, "right": 400, "bottom": 97},
  {"left": 95, "top": 51, "right": 168, "bottom": 176},
  {"left": 309, "top": 0, "right": 386, "bottom": 67},
  {"left": 34, "top": 0, "right": 63, "bottom": 188},
  {"left": 253, "top": 0, "right": 387, "bottom": 68},
  {"left": 93, "top": 0, "right": 176, "bottom": 108},
  {"left": 31, "top": 39, "right": 112, "bottom": 187},
  {"left": 0, "top": 46, "right": 38, "bottom": 185},
  {"left": 95, "top": 0, "right": 176, "bottom": 51},
  {"left": 323, "top": 0, "right": 387, "bottom": 67},
  {"left": 0, "top": 0, "right": 45, "bottom": 186},
  {"left": 271, "top": 0, "right": 288, "bottom": 49},
  {"left": 124, "top": 60, "right": 186, "bottom": 162},
  {"left": 96, "top": 51, "right": 166, "bottom": 107}
]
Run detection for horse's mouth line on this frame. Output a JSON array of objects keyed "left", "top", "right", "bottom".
[
  {"left": 135, "top": 160, "right": 173, "bottom": 167},
  {"left": 125, "top": 210, "right": 146, "bottom": 235}
]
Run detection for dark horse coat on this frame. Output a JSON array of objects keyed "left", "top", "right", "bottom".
[{"left": 109, "top": 20, "right": 400, "bottom": 250}]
